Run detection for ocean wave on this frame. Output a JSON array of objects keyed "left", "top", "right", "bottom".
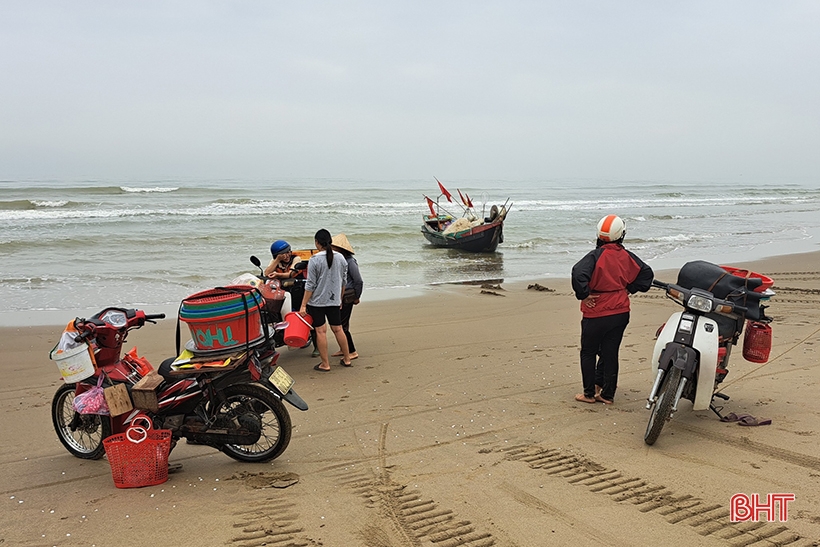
[
  {"left": 510, "top": 191, "right": 820, "bottom": 210},
  {"left": 0, "top": 199, "right": 74, "bottom": 211},
  {"left": 0, "top": 199, "right": 37, "bottom": 211},
  {"left": 120, "top": 186, "right": 179, "bottom": 193},
  {"left": 31, "top": 200, "right": 70, "bottom": 208}
]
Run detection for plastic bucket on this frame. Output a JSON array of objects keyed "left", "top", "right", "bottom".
[
  {"left": 743, "top": 321, "right": 772, "bottom": 363},
  {"left": 181, "top": 307, "right": 264, "bottom": 351},
  {"left": 179, "top": 286, "right": 263, "bottom": 319},
  {"left": 50, "top": 343, "right": 95, "bottom": 383},
  {"left": 180, "top": 286, "right": 265, "bottom": 351},
  {"left": 283, "top": 312, "right": 312, "bottom": 348}
]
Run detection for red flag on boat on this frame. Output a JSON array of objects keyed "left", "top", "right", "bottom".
[
  {"left": 424, "top": 196, "right": 436, "bottom": 217},
  {"left": 465, "top": 193, "right": 473, "bottom": 208},
  {"left": 457, "top": 189, "right": 468, "bottom": 206},
  {"left": 435, "top": 177, "right": 453, "bottom": 202}
]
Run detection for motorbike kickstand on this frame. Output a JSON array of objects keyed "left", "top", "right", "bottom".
[{"left": 710, "top": 392, "right": 731, "bottom": 419}]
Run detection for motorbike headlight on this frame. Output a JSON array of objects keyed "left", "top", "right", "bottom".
[{"left": 686, "top": 294, "right": 714, "bottom": 313}]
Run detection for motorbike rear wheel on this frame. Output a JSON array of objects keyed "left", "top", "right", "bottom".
[
  {"left": 52, "top": 384, "right": 111, "bottom": 459},
  {"left": 644, "top": 366, "right": 682, "bottom": 446},
  {"left": 214, "top": 383, "right": 292, "bottom": 463}
]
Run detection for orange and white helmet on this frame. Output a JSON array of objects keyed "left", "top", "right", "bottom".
[{"left": 597, "top": 214, "right": 625, "bottom": 242}]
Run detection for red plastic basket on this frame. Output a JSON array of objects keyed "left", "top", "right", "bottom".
[
  {"left": 743, "top": 321, "right": 772, "bottom": 363},
  {"left": 103, "top": 426, "right": 172, "bottom": 488}
]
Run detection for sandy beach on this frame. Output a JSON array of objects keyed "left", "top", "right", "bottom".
[{"left": 1, "top": 252, "right": 819, "bottom": 547}]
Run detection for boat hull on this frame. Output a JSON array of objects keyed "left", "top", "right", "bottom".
[{"left": 421, "top": 220, "right": 503, "bottom": 253}]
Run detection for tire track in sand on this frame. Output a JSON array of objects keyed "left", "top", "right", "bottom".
[
  {"left": 226, "top": 472, "right": 312, "bottom": 547},
  {"left": 491, "top": 442, "right": 816, "bottom": 547},
  {"left": 323, "top": 422, "right": 496, "bottom": 547}
]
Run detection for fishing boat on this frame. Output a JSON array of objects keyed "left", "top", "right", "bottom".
[{"left": 420, "top": 179, "right": 510, "bottom": 253}]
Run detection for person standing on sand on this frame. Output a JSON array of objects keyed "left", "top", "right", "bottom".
[
  {"left": 571, "top": 215, "right": 653, "bottom": 404},
  {"left": 300, "top": 229, "right": 352, "bottom": 371},
  {"left": 330, "top": 233, "right": 363, "bottom": 361}
]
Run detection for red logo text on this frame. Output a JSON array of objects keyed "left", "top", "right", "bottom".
[{"left": 730, "top": 493, "right": 795, "bottom": 522}]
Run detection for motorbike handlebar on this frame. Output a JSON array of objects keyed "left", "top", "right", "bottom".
[
  {"left": 658, "top": 281, "right": 748, "bottom": 317},
  {"left": 144, "top": 313, "right": 166, "bottom": 321}
]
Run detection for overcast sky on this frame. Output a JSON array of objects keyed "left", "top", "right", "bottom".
[{"left": 1, "top": 2, "right": 818, "bottom": 182}]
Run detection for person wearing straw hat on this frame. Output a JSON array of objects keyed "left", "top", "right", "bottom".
[{"left": 331, "top": 233, "right": 363, "bottom": 361}]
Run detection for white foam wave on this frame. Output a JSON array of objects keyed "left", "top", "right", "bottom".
[
  {"left": 31, "top": 200, "right": 69, "bottom": 207},
  {"left": 120, "top": 186, "right": 179, "bottom": 193}
]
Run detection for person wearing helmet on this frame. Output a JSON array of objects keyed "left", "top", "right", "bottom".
[
  {"left": 264, "top": 240, "right": 302, "bottom": 280},
  {"left": 571, "top": 215, "right": 653, "bottom": 405}
]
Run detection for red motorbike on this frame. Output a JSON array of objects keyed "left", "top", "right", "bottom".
[{"left": 51, "top": 306, "right": 307, "bottom": 463}]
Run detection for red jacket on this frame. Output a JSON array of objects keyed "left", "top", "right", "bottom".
[{"left": 571, "top": 243, "right": 653, "bottom": 318}]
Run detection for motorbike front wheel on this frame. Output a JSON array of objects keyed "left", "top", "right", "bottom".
[
  {"left": 52, "top": 384, "right": 111, "bottom": 459},
  {"left": 214, "top": 383, "right": 292, "bottom": 463},
  {"left": 644, "top": 365, "right": 682, "bottom": 446}
]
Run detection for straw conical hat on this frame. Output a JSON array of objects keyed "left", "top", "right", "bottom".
[{"left": 331, "top": 233, "right": 355, "bottom": 254}]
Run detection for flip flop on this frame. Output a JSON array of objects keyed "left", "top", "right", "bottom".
[
  {"left": 737, "top": 415, "right": 772, "bottom": 426},
  {"left": 720, "top": 412, "right": 753, "bottom": 423},
  {"left": 332, "top": 351, "right": 358, "bottom": 359},
  {"left": 340, "top": 358, "right": 352, "bottom": 367},
  {"left": 313, "top": 364, "right": 330, "bottom": 372},
  {"left": 575, "top": 393, "right": 596, "bottom": 404}
]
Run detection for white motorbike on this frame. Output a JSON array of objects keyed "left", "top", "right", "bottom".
[{"left": 644, "top": 261, "right": 774, "bottom": 445}]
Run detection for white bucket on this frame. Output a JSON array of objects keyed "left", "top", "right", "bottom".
[{"left": 50, "top": 343, "right": 95, "bottom": 383}]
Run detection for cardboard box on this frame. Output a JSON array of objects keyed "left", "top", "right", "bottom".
[
  {"left": 104, "top": 383, "right": 133, "bottom": 417},
  {"left": 131, "top": 372, "right": 164, "bottom": 413}
]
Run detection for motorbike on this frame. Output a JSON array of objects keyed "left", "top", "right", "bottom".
[
  {"left": 644, "top": 261, "right": 775, "bottom": 445},
  {"left": 51, "top": 304, "right": 308, "bottom": 463}
]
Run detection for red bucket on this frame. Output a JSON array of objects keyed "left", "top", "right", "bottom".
[
  {"left": 743, "top": 321, "right": 772, "bottom": 363},
  {"left": 283, "top": 312, "right": 312, "bottom": 348}
]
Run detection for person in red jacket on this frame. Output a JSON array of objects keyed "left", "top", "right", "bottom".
[{"left": 571, "top": 215, "right": 653, "bottom": 404}]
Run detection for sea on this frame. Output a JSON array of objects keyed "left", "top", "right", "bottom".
[{"left": 1, "top": 178, "right": 819, "bottom": 325}]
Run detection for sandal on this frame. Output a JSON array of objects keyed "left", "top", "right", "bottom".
[
  {"left": 720, "top": 412, "right": 753, "bottom": 423},
  {"left": 340, "top": 358, "right": 352, "bottom": 367},
  {"left": 313, "top": 364, "right": 330, "bottom": 372},
  {"left": 737, "top": 415, "right": 772, "bottom": 426}
]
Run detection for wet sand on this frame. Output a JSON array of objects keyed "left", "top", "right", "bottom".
[{"left": 1, "top": 252, "right": 819, "bottom": 546}]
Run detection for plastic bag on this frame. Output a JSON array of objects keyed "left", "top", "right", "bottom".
[
  {"left": 73, "top": 375, "right": 110, "bottom": 415},
  {"left": 55, "top": 320, "right": 84, "bottom": 353},
  {"left": 230, "top": 273, "right": 262, "bottom": 288}
]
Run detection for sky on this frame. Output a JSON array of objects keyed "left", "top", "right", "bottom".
[{"left": 1, "top": 1, "right": 818, "bottom": 182}]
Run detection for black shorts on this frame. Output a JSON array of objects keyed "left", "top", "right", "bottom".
[{"left": 306, "top": 305, "right": 342, "bottom": 328}]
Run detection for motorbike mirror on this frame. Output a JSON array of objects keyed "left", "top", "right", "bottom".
[{"left": 250, "top": 255, "right": 262, "bottom": 268}]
